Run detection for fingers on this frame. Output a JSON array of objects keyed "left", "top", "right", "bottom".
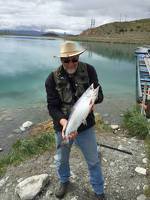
[
  {"left": 61, "top": 119, "right": 68, "bottom": 139},
  {"left": 67, "top": 131, "right": 78, "bottom": 140}
]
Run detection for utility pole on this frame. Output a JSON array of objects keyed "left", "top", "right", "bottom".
[
  {"left": 120, "top": 14, "right": 122, "bottom": 22},
  {"left": 90, "top": 18, "right": 95, "bottom": 29},
  {"left": 125, "top": 14, "right": 127, "bottom": 22}
]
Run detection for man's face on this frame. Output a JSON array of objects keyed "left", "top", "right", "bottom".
[{"left": 61, "top": 55, "right": 79, "bottom": 74}]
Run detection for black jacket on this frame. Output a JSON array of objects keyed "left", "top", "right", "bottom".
[{"left": 45, "top": 63, "right": 103, "bottom": 132}]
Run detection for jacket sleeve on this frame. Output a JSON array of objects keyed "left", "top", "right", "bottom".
[
  {"left": 87, "top": 64, "right": 104, "bottom": 104},
  {"left": 45, "top": 72, "right": 66, "bottom": 122}
]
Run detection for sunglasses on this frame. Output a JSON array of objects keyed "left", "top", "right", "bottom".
[{"left": 61, "top": 57, "right": 79, "bottom": 63}]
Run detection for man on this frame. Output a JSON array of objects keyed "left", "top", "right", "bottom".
[{"left": 45, "top": 42, "right": 105, "bottom": 200}]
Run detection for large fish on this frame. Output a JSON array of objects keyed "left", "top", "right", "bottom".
[{"left": 64, "top": 83, "right": 99, "bottom": 139}]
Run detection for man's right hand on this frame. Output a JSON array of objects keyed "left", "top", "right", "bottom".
[
  {"left": 59, "top": 118, "right": 78, "bottom": 140},
  {"left": 59, "top": 118, "right": 68, "bottom": 139}
]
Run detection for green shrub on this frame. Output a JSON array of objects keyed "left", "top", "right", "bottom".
[
  {"left": 122, "top": 107, "right": 149, "bottom": 139},
  {"left": 0, "top": 132, "right": 55, "bottom": 177}
]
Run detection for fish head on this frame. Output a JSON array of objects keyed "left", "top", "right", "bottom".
[{"left": 92, "top": 85, "right": 100, "bottom": 101}]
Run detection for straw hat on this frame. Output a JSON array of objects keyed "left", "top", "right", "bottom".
[{"left": 60, "top": 41, "right": 86, "bottom": 57}]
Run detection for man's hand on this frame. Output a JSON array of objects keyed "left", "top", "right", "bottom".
[
  {"left": 59, "top": 118, "right": 68, "bottom": 139},
  {"left": 68, "top": 131, "right": 78, "bottom": 140},
  {"left": 59, "top": 118, "right": 78, "bottom": 140}
]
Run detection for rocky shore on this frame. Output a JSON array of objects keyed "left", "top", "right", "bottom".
[{"left": 0, "top": 123, "right": 149, "bottom": 200}]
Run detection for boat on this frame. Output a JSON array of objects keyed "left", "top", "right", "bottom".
[{"left": 135, "top": 46, "right": 150, "bottom": 116}]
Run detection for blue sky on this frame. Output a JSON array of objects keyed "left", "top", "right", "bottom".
[{"left": 0, "top": 0, "right": 149, "bottom": 34}]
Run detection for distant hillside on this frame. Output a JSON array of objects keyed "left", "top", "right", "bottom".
[
  {"left": 42, "top": 32, "right": 59, "bottom": 37},
  {"left": 81, "top": 18, "right": 150, "bottom": 36},
  {"left": 0, "top": 29, "right": 44, "bottom": 36},
  {"left": 67, "top": 18, "right": 150, "bottom": 44}
]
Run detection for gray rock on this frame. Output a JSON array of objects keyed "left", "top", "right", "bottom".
[
  {"left": 0, "top": 177, "right": 9, "bottom": 188},
  {"left": 110, "top": 162, "right": 115, "bottom": 166},
  {"left": 103, "top": 113, "right": 109, "bottom": 117},
  {"left": 22, "top": 121, "right": 33, "bottom": 129},
  {"left": 141, "top": 153, "right": 146, "bottom": 157},
  {"left": 49, "top": 164, "right": 55, "bottom": 168},
  {"left": 15, "top": 174, "right": 49, "bottom": 200},
  {"left": 135, "top": 167, "right": 146, "bottom": 175},
  {"left": 5, "top": 188, "right": 8, "bottom": 193},
  {"left": 13, "top": 129, "right": 22, "bottom": 134},
  {"left": 142, "top": 158, "right": 148, "bottom": 164},
  {"left": 102, "top": 158, "right": 107, "bottom": 162},
  {"left": 71, "top": 196, "right": 79, "bottom": 200},
  {"left": 110, "top": 124, "right": 119, "bottom": 130},
  {"left": 71, "top": 171, "right": 77, "bottom": 179},
  {"left": 5, "top": 117, "right": 13, "bottom": 121},
  {"left": 20, "top": 126, "right": 26, "bottom": 132},
  {"left": 45, "top": 190, "right": 53, "bottom": 197},
  {"left": 136, "top": 185, "right": 140, "bottom": 190},
  {"left": 0, "top": 147, "right": 3, "bottom": 152},
  {"left": 137, "top": 194, "right": 147, "bottom": 200},
  {"left": 118, "top": 145, "right": 125, "bottom": 150},
  {"left": 7, "top": 134, "right": 14, "bottom": 138},
  {"left": 17, "top": 178, "right": 24, "bottom": 183}
]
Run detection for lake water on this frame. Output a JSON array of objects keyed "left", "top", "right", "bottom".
[
  {"left": 0, "top": 36, "right": 138, "bottom": 116},
  {"left": 0, "top": 36, "right": 138, "bottom": 152}
]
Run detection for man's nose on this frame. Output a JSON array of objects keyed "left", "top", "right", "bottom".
[{"left": 68, "top": 61, "right": 75, "bottom": 67}]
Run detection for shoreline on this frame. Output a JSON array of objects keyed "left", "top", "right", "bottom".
[
  {"left": 65, "top": 36, "right": 150, "bottom": 45},
  {"left": 0, "top": 103, "right": 126, "bottom": 157},
  {"left": 1, "top": 34, "right": 150, "bottom": 45}
]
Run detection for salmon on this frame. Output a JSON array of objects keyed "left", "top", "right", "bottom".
[{"left": 65, "top": 83, "right": 99, "bottom": 138}]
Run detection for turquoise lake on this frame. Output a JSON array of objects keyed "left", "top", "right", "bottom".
[{"left": 0, "top": 36, "right": 138, "bottom": 121}]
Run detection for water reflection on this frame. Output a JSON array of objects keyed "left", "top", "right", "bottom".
[{"left": 79, "top": 41, "right": 138, "bottom": 62}]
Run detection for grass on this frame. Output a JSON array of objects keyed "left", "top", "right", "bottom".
[
  {"left": 122, "top": 106, "right": 150, "bottom": 197},
  {"left": 144, "top": 182, "right": 150, "bottom": 197},
  {"left": 0, "top": 132, "right": 55, "bottom": 177},
  {"left": 122, "top": 107, "right": 149, "bottom": 139},
  {"left": 95, "top": 113, "right": 112, "bottom": 132}
]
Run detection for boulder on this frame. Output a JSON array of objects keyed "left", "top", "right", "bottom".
[{"left": 15, "top": 174, "right": 49, "bottom": 200}]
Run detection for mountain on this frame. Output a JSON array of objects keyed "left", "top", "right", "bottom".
[
  {"left": 80, "top": 18, "right": 150, "bottom": 37},
  {"left": 0, "top": 29, "right": 44, "bottom": 36},
  {"left": 66, "top": 18, "right": 150, "bottom": 44}
]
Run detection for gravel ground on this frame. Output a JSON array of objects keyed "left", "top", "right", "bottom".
[{"left": 0, "top": 130, "right": 149, "bottom": 200}]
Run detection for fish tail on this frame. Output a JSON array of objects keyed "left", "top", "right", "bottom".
[{"left": 57, "top": 139, "right": 70, "bottom": 149}]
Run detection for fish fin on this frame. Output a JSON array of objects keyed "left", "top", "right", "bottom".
[
  {"left": 82, "top": 119, "right": 87, "bottom": 125},
  {"left": 89, "top": 99, "right": 93, "bottom": 105},
  {"left": 90, "top": 83, "right": 94, "bottom": 89}
]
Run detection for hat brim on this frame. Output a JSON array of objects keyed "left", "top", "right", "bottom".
[{"left": 55, "top": 49, "right": 86, "bottom": 58}]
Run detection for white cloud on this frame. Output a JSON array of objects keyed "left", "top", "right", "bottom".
[{"left": 0, "top": 0, "right": 149, "bottom": 34}]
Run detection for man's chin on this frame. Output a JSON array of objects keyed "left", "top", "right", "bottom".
[{"left": 66, "top": 69, "right": 77, "bottom": 74}]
